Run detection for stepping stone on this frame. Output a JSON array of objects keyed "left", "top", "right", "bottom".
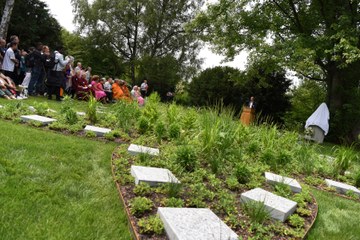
[
  {"left": 128, "top": 144, "right": 159, "bottom": 156},
  {"left": 84, "top": 125, "right": 111, "bottom": 137},
  {"left": 47, "top": 109, "right": 57, "bottom": 113},
  {"left": 76, "top": 112, "right": 86, "bottom": 116},
  {"left": 240, "top": 188, "right": 297, "bottom": 222},
  {"left": 0, "top": 105, "right": 3, "bottom": 108},
  {"left": 325, "top": 179, "right": 360, "bottom": 196},
  {"left": 131, "top": 165, "right": 180, "bottom": 186},
  {"left": 20, "top": 115, "right": 56, "bottom": 125},
  {"left": 158, "top": 208, "right": 238, "bottom": 240},
  {"left": 265, "top": 172, "right": 302, "bottom": 193}
]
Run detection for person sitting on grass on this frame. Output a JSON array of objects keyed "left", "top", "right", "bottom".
[
  {"left": 90, "top": 75, "right": 107, "bottom": 102},
  {"left": 0, "top": 77, "right": 16, "bottom": 99},
  {"left": 112, "top": 79, "right": 131, "bottom": 101}
]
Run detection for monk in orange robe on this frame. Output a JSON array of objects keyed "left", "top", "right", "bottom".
[{"left": 112, "top": 79, "right": 131, "bottom": 101}]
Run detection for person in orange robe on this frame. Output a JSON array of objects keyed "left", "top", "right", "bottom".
[{"left": 112, "top": 79, "right": 131, "bottom": 101}]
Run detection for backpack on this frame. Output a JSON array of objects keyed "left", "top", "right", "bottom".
[
  {"left": 25, "top": 52, "right": 35, "bottom": 68},
  {"left": 44, "top": 52, "right": 58, "bottom": 69}
]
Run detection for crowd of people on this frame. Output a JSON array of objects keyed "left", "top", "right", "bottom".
[{"left": 0, "top": 35, "right": 148, "bottom": 106}]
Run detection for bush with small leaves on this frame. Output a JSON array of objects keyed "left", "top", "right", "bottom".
[
  {"left": 165, "top": 182, "right": 182, "bottom": 198},
  {"left": 296, "top": 207, "right": 312, "bottom": 217},
  {"left": 274, "top": 183, "right": 292, "bottom": 198},
  {"left": 242, "top": 200, "right": 269, "bottom": 224},
  {"left": 129, "top": 197, "right": 153, "bottom": 217},
  {"left": 235, "top": 163, "right": 251, "bottom": 184},
  {"left": 85, "top": 131, "right": 97, "bottom": 138},
  {"left": 168, "top": 123, "right": 180, "bottom": 139},
  {"left": 288, "top": 214, "right": 305, "bottom": 228},
  {"left": 138, "top": 215, "right": 164, "bottom": 235},
  {"left": 104, "top": 132, "right": 115, "bottom": 141},
  {"left": 133, "top": 182, "right": 152, "bottom": 196},
  {"left": 175, "top": 145, "right": 197, "bottom": 172},
  {"left": 137, "top": 116, "right": 149, "bottom": 134},
  {"left": 154, "top": 120, "right": 166, "bottom": 141},
  {"left": 64, "top": 108, "right": 78, "bottom": 125},
  {"left": 164, "top": 197, "right": 184, "bottom": 207},
  {"left": 226, "top": 176, "right": 239, "bottom": 190}
]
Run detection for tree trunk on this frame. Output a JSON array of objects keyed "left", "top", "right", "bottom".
[{"left": 0, "top": 0, "right": 16, "bottom": 39}]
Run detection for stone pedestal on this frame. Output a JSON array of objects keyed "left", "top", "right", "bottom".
[
  {"left": 265, "top": 172, "right": 302, "bottom": 193},
  {"left": 84, "top": 125, "right": 111, "bottom": 137},
  {"left": 20, "top": 115, "right": 56, "bottom": 125},
  {"left": 325, "top": 179, "right": 360, "bottom": 196},
  {"left": 130, "top": 165, "right": 179, "bottom": 186},
  {"left": 128, "top": 144, "right": 159, "bottom": 156},
  {"left": 158, "top": 208, "right": 238, "bottom": 240},
  {"left": 240, "top": 188, "right": 297, "bottom": 222}
]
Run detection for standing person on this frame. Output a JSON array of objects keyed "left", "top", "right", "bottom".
[
  {"left": 28, "top": 42, "right": 45, "bottom": 96},
  {"left": 46, "top": 46, "right": 71, "bottom": 101},
  {"left": 245, "top": 96, "right": 256, "bottom": 109},
  {"left": 85, "top": 66, "right": 91, "bottom": 83},
  {"left": 1, "top": 41, "right": 18, "bottom": 82},
  {"left": 0, "top": 38, "right": 6, "bottom": 68},
  {"left": 140, "top": 79, "right": 148, "bottom": 98},
  {"left": 75, "top": 62, "right": 82, "bottom": 74},
  {"left": 104, "top": 77, "right": 113, "bottom": 102}
]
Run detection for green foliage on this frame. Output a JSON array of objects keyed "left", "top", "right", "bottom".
[
  {"left": 175, "top": 145, "right": 197, "bottom": 172},
  {"left": 288, "top": 214, "right": 305, "bottom": 229},
  {"left": 274, "top": 183, "right": 292, "bottom": 198},
  {"left": 137, "top": 116, "right": 150, "bottom": 134},
  {"left": 137, "top": 215, "right": 164, "bottom": 235},
  {"left": 234, "top": 163, "right": 251, "bottom": 184},
  {"left": 103, "top": 132, "right": 115, "bottom": 141},
  {"left": 164, "top": 197, "right": 184, "bottom": 208},
  {"left": 33, "top": 102, "right": 49, "bottom": 116},
  {"left": 85, "top": 131, "right": 97, "bottom": 138},
  {"left": 333, "top": 147, "right": 358, "bottom": 175},
  {"left": 168, "top": 123, "right": 181, "bottom": 139},
  {"left": 296, "top": 207, "right": 312, "bottom": 217},
  {"left": 154, "top": 120, "right": 166, "bottom": 142},
  {"left": 354, "top": 171, "right": 360, "bottom": 188},
  {"left": 165, "top": 182, "right": 182, "bottom": 199},
  {"left": 304, "top": 176, "right": 324, "bottom": 186},
  {"left": 225, "top": 176, "right": 240, "bottom": 190},
  {"left": 133, "top": 182, "right": 152, "bottom": 197},
  {"left": 242, "top": 200, "right": 269, "bottom": 224},
  {"left": 129, "top": 197, "right": 153, "bottom": 217},
  {"left": 64, "top": 109, "right": 79, "bottom": 125},
  {"left": 86, "top": 96, "right": 98, "bottom": 124},
  {"left": 112, "top": 100, "right": 141, "bottom": 131}
]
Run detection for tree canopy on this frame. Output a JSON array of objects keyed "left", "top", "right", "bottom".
[
  {"left": 71, "top": 0, "right": 203, "bottom": 89},
  {"left": 0, "top": 0, "right": 62, "bottom": 49},
  {"left": 192, "top": 0, "right": 360, "bottom": 143}
]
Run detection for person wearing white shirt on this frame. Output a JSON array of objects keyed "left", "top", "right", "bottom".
[{"left": 1, "top": 42, "right": 18, "bottom": 82}]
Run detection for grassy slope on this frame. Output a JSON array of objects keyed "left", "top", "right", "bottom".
[
  {"left": 0, "top": 120, "right": 130, "bottom": 240},
  {"left": 308, "top": 189, "right": 360, "bottom": 240}
]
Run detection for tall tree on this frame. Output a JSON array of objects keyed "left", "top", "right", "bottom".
[
  {"left": 0, "top": 0, "right": 62, "bottom": 49},
  {"left": 0, "top": 0, "right": 15, "bottom": 39},
  {"left": 72, "top": 0, "right": 203, "bottom": 85},
  {"left": 192, "top": 0, "right": 360, "bottom": 143}
]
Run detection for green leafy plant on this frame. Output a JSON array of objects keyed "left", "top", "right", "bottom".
[
  {"left": 154, "top": 120, "right": 166, "bottom": 142},
  {"left": 137, "top": 116, "right": 149, "bottom": 134},
  {"left": 296, "top": 207, "right": 312, "bottom": 217},
  {"left": 85, "top": 131, "right": 97, "bottom": 138},
  {"left": 137, "top": 215, "right": 164, "bottom": 235},
  {"left": 225, "top": 176, "right": 239, "bottom": 190},
  {"left": 64, "top": 108, "right": 78, "bottom": 125},
  {"left": 288, "top": 214, "right": 305, "bottom": 228},
  {"left": 113, "top": 100, "right": 140, "bottom": 131},
  {"left": 345, "top": 190, "right": 359, "bottom": 199},
  {"left": 33, "top": 102, "right": 49, "bottom": 116},
  {"left": 165, "top": 182, "right": 182, "bottom": 198},
  {"left": 28, "top": 120, "right": 43, "bottom": 127},
  {"left": 175, "top": 145, "right": 197, "bottom": 172},
  {"left": 168, "top": 123, "right": 181, "bottom": 139},
  {"left": 242, "top": 200, "right": 269, "bottom": 224},
  {"left": 304, "top": 176, "right": 324, "bottom": 186},
  {"left": 333, "top": 147, "right": 358, "bottom": 175},
  {"left": 164, "top": 197, "right": 184, "bottom": 207},
  {"left": 87, "top": 95, "right": 98, "bottom": 124},
  {"left": 104, "top": 132, "right": 115, "bottom": 141},
  {"left": 133, "top": 182, "right": 152, "bottom": 196},
  {"left": 234, "top": 163, "right": 251, "bottom": 184},
  {"left": 354, "top": 171, "right": 360, "bottom": 188},
  {"left": 129, "top": 197, "right": 153, "bottom": 217},
  {"left": 274, "top": 182, "right": 292, "bottom": 198}
]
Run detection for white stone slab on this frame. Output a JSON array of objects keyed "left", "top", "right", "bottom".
[
  {"left": 265, "top": 172, "right": 302, "bottom": 193},
  {"left": 28, "top": 106, "right": 35, "bottom": 112},
  {"left": 158, "top": 208, "right": 238, "bottom": 240},
  {"left": 84, "top": 125, "right": 111, "bottom": 137},
  {"left": 76, "top": 111, "right": 86, "bottom": 116},
  {"left": 128, "top": 144, "right": 159, "bottom": 156},
  {"left": 240, "top": 188, "right": 297, "bottom": 222},
  {"left": 20, "top": 115, "right": 56, "bottom": 125},
  {"left": 47, "top": 109, "right": 57, "bottom": 113},
  {"left": 130, "top": 165, "right": 180, "bottom": 186},
  {"left": 325, "top": 179, "right": 360, "bottom": 196},
  {"left": 0, "top": 105, "right": 3, "bottom": 108}
]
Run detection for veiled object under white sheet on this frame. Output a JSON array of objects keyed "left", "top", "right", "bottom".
[{"left": 305, "top": 103, "right": 330, "bottom": 135}]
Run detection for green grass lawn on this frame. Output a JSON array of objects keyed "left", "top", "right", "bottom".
[
  {"left": 0, "top": 120, "right": 131, "bottom": 240},
  {"left": 308, "top": 189, "right": 360, "bottom": 240}
]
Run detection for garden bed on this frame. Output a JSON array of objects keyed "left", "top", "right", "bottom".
[{"left": 112, "top": 145, "right": 318, "bottom": 240}]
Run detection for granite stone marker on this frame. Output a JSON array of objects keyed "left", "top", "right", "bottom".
[
  {"left": 130, "top": 165, "right": 180, "bottom": 186},
  {"left": 76, "top": 112, "right": 86, "bottom": 116},
  {"left": 84, "top": 125, "right": 111, "bottom": 137},
  {"left": 265, "top": 172, "right": 302, "bottom": 193},
  {"left": 157, "top": 208, "right": 238, "bottom": 240},
  {"left": 241, "top": 188, "right": 297, "bottom": 222},
  {"left": 325, "top": 179, "right": 360, "bottom": 196},
  {"left": 128, "top": 144, "right": 159, "bottom": 156},
  {"left": 20, "top": 115, "right": 56, "bottom": 125}
]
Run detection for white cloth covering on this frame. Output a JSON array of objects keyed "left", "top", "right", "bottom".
[{"left": 305, "top": 102, "right": 330, "bottom": 135}]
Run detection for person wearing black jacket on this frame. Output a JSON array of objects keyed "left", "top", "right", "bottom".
[{"left": 28, "top": 42, "right": 45, "bottom": 96}]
